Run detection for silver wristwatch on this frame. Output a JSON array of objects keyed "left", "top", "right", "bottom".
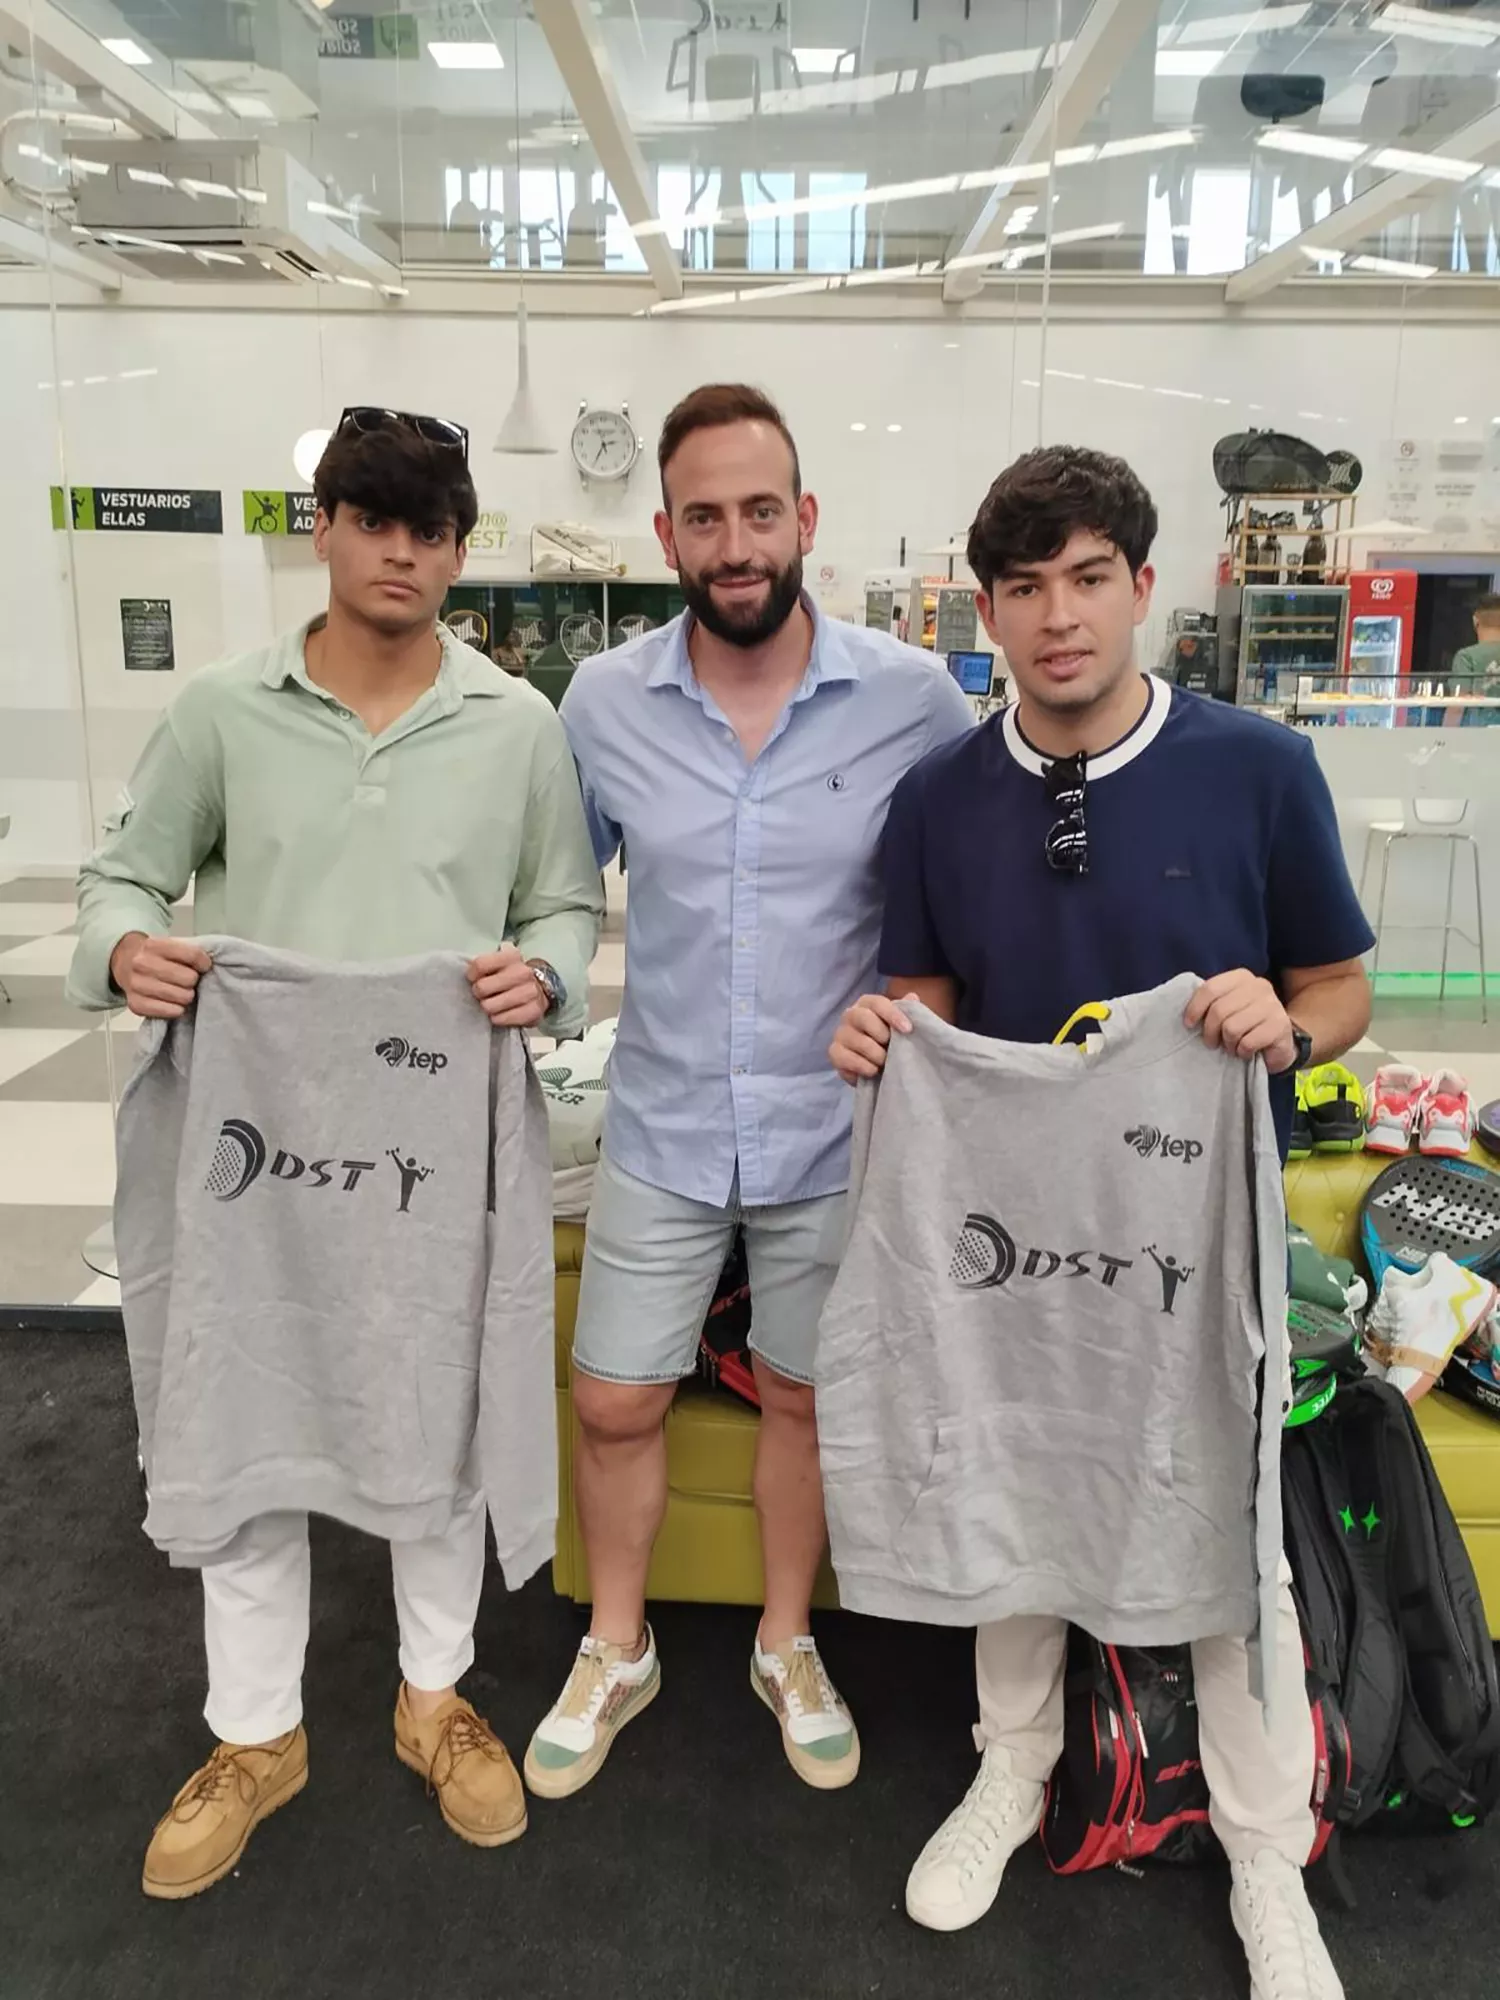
[{"left": 527, "top": 959, "right": 566, "bottom": 1017}]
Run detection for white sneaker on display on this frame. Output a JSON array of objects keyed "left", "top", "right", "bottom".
[
  {"left": 1230, "top": 1850, "right": 1345, "bottom": 2000},
  {"left": 1417, "top": 1068, "right": 1475, "bottom": 1158},
  {"left": 1365, "top": 1252, "right": 1498, "bottom": 1400},
  {"left": 904, "top": 1744, "right": 1044, "bottom": 1933}
]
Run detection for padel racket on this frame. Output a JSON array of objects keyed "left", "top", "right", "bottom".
[
  {"left": 1359, "top": 1155, "right": 1500, "bottom": 1290},
  {"left": 1477, "top": 1099, "right": 1500, "bottom": 1161}
]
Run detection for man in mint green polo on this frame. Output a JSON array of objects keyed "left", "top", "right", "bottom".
[
  {"left": 1452, "top": 592, "right": 1500, "bottom": 728},
  {"left": 67, "top": 407, "right": 602, "bottom": 1899}
]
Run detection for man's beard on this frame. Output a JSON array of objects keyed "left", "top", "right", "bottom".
[{"left": 679, "top": 554, "right": 803, "bottom": 649}]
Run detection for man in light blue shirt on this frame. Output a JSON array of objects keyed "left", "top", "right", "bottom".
[{"left": 525, "top": 383, "right": 974, "bottom": 1801}]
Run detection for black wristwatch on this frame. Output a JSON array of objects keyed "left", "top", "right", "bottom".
[
  {"left": 527, "top": 959, "right": 567, "bottom": 1018},
  {"left": 1287, "top": 1022, "right": 1314, "bottom": 1074}
]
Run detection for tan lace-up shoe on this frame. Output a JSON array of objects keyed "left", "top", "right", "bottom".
[
  {"left": 142, "top": 1727, "right": 308, "bottom": 1900},
  {"left": 394, "top": 1686, "right": 527, "bottom": 1847}
]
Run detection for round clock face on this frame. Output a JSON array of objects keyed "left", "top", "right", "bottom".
[{"left": 572, "top": 407, "right": 639, "bottom": 481}]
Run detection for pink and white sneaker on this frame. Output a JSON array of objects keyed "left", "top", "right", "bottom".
[
  {"left": 1364, "top": 1065, "right": 1428, "bottom": 1156},
  {"left": 1418, "top": 1070, "right": 1475, "bottom": 1158}
]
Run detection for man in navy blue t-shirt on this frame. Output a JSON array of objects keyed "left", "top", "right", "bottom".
[{"left": 830, "top": 447, "right": 1372, "bottom": 2000}]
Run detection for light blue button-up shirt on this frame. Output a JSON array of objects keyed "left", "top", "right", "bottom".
[{"left": 559, "top": 600, "right": 975, "bottom": 1207}]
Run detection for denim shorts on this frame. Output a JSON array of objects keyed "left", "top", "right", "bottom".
[{"left": 571, "top": 1152, "right": 846, "bottom": 1388}]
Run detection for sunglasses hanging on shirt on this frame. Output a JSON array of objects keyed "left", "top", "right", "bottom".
[
  {"left": 336, "top": 406, "right": 470, "bottom": 461},
  {"left": 1044, "top": 751, "right": 1088, "bottom": 876}
]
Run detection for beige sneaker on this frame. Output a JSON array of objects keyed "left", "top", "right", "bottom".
[
  {"left": 523, "top": 1627, "right": 661, "bottom": 1799},
  {"left": 394, "top": 1685, "right": 527, "bottom": 1848},
  {"left": 142, "top": 1727, "right": 307, "bottom": 1900},
  {"left": 751, "top": 1635, "right": 860, "bottom": 1790}
]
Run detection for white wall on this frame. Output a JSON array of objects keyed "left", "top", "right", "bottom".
[{"left": 3, "top": 297, "right": 1499, "bottom": 960}]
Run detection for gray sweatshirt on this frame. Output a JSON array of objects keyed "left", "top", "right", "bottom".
[
  {"left": 115, "top": 940, "right": 556, "bottom": 1585},
  {"left": 816, "top": 975, "right": 1289, "bottom": 1706}
]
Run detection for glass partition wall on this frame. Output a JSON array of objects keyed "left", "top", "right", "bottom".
[{"left": 3, "top": 0, "right": 1499, "bottom": 1313}]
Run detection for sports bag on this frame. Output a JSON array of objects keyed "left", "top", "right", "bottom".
[
  {"left": 695, "top": 1228, "right": 759, "bottom": 1410},
  {"left": 1040, "top": 1629, "right": 1349, "bottom": 1873},
  {"left": 1214, "top": 430, "right": 1331, "bottom": 496},
  {"left": 1282, "top": 1374, "right": 1500, "bottom": 1831}
]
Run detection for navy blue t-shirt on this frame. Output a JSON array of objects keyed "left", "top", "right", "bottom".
[{"left": 877, "top": 676, "right": 1375, "bottom": 1158}]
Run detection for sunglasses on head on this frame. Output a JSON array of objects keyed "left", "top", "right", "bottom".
[
  {"left": 1043, "top": 751, "right": 1088, "bottom": 876},
  {"left": 336, "top": 406, "right": 469, "bottom": 460}
]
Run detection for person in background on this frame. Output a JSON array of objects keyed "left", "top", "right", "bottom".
[
  {"left": 67, "top": 406, "right": 602, "bottom": 1898},
  {"left": 1451, "top": 592, "right": 1500, "bottom": 727},
  {"left": 830, "top": 446, "right": 1371, "bottom": 2000},
  {"left": 526, "top": 383, "right": 974, "bottom": 1802}
]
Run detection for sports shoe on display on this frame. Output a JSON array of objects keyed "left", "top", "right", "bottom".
[
  {"left": 1364, "top": 1065, "right": 1428, "bottom": 1156},
  {"left": 394, "top": 1685, "right": 527, "bottom": 1847},
  {"left": 1230, "top": 1850, "right": 1345, "bottom": 2000},
  {"left": 1302, "top": 1063, "right": 1366, "bottom": 1153},
  {"left": 904, "top": 1744, "right": 1045, "bottom": 1933},
  {"left": 1365, "top": 1251, "right": 1498, "bottom": 1402},
  {"left": 524, "top": 1626, "right": 660, "bottom": 1799},
  {"left": 1417, "top": 1068, "right": 1476, "bottom": 1158},
  {"left": 1289, "top": 1074, "right": 1313, "bottom": 1161},
  {"left": 750, "top": 1634, "right": 860, "bottom": 1789},
  {"left": 141, "top": 1726, "right": 307, "bottom": 1900}
]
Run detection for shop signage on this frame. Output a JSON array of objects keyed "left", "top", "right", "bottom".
[
  {"left": 120, "top": 598, "right": 175, "bottom": 673},
  {"left": 468, "top": 508, "right": 510, "bottom": 553},
  {"left": 51, "top": 486, "right": 224, "bottom": 534},
  {"left": 243, "top": 490, "right": 319, "bottom": 536},
  {"left": 319, "top": 13, "right": 417, "bottom": 59}
]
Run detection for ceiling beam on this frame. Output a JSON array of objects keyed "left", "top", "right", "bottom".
[
  {"left": 0, "top": 1, "right": 218, "bottom": 142},
  {"left": 1226, "top": 106, "right": 1500, "bottom": 301},
  {"left": 532, "top": 0, "right": 682, "bottom": 302},
  {"left": 0, "top": 211, "right": 123, "bottom": 291},
  {"left": 941, "top": 0, "right": 1159, "bottom": 303}
]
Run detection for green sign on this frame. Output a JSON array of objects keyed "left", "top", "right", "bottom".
[
  {"left": 319, "top": 13, "right": 417, "bottom": 58},
  {"left": 243, "top": 490, "right": 318, "bottom": 536},
  {"left": 120, "top": 598, "right": 175, "bottom": 673},
  {"left": 50, "top": 486, "right": 223, "bottom": 534}
]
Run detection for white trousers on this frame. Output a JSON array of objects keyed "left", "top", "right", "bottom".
[
  {"left": 200, "top": 1492, "right": 488, "bottom": 1745},
  {"left": 974, "top": 1561, "right": 1315, "bottom": 1865}
]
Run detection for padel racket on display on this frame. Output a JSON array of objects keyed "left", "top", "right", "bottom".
[
  {"left": 1476, "top": 1099, "right": 1500, "bottom": 1161},
  {"left": 1359, "top": 1156, "right": 1500, "bottom": 1290}
]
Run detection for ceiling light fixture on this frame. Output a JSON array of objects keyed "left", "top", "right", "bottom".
[
  {"left": 335, "top": 274, "right": 374, "bottom": 288},
  {"left": 105, "top": 231, "right": 186, "bottom": 255},
  {"left": 1370, "top": 146, "right": 1481, "bottom": 182},
  {"left": 308, "top": 200, "right": 358, "bottom": 220},
  {"left": 100, "top": 36, "right": 152, "bottom": 65},
  {"left": 428, "top": 42, "right": 505, "bottom": 70},
  {"left": 192, "top": 249, "right": 243, "bottom": 266},
  {"left": 850, "top": 422, "right": 867, "bottom": 432},
  {"left": 1255, "top": 129, "right": 1366, "bottom": 162},
  {"left": 1004, "top": 206, "right": 1040, "bottom": 236},
  {"left": 224, "top": 95, "right": 277, "bottom": 121},
  {"left": 69, "top": 157, "right": 111, "bottom": 178},
  {"left": 887, "top": 423, "right": 903, "bottom": 433},
  {"left": 293, "top": 428, "right": 332, "bottom": 485},
  {"left": 1154, "top": 50, "right": 1220, "bottom": 77},
  {"left": 494, "top": 21, "right": 554, "bottom": 457},
  {"left": 1347, "top": 253, "right": 1438, "bottom": 279}
]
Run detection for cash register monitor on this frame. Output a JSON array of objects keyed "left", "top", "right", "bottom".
[{"left": 947, "top": 650, "right": 994, "bottom": 698}]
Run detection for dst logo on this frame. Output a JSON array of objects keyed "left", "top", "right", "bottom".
[
  {"left": 375, "top": 1036, "right": 448, "bottom": 1076},
  {"left": 206, "top": 1119, "right": 379, "bottom": 1204},
  {"left": 1123, "top": 1124, "right": 1203, "bottom": 1165},
  {"left": 949, "top": 1213, "right": 1135, "bottom": 1294}
]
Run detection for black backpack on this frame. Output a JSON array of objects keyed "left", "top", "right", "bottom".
[{"left": 1282, "top": 1375, "right": 1500, "bottom": 1832}]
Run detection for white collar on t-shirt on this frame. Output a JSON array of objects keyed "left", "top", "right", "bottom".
[{"left": 1000, "top": 670, "right": 1172, "bottom": 781}]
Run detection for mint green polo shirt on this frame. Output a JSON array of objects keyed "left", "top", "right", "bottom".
[{"left": 68, "top": 619, "right": 603, "bottom": 1036}]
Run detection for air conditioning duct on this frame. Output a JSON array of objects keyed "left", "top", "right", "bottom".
[{"left": 65, "top": 138, "right": 400, "bottom": 286}]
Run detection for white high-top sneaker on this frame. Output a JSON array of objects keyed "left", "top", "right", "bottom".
[
  {"left": 904, "top": 1744, "right": 1044, "bottom": 1933},
  {"left": 1231, "top": 1851, "right": 1345, "bottom": 2000}
]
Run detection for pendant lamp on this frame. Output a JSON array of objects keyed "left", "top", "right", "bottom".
[{"left": 493, "top": 297, "right": 555, "bottom": 454}]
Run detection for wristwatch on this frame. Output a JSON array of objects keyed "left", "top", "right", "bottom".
[
  {"left": 527, "top": 959, "right": 567, "bottom": 1018},
  {"left": 1287, "top": 1021, "right": 1314, "bottom": 1074}
]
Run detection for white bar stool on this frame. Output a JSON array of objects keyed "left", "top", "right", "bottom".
[{"left": 1358, "top": 799, "right": 1488, "bottom": 1022}]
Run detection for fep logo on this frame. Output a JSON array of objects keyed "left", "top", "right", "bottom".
[
  {"left": 1369, "top": 575, "right": 1396, "bottom": 600},
  {"left": 375, "top": 1036, "right": 448, "bottom": 1076},
  {"left": 1123, "top": 1124, "right": 1203, "bottom": 1165}
]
